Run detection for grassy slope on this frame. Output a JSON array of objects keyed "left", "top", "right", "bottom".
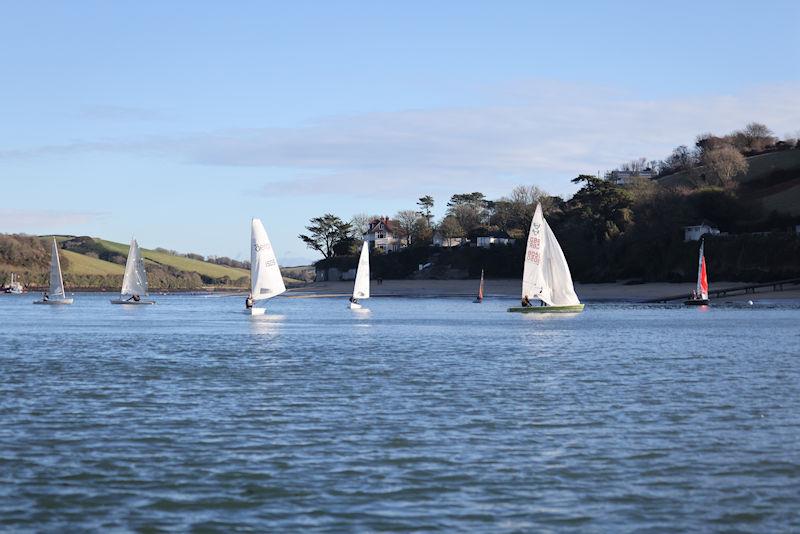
[
  {"left": 61, "top": 249, "right": 124, "bottom": 275},
  {"left": 94, "top": 238, "right": 303, "bottom": 285},
  {"left": 95, "top": 239, "right": 250, "bottom": 280},
  {"left": 657, "top": 150, "right": 800, "bottom": 215}
]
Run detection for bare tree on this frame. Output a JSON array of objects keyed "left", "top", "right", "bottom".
[
  {"left": 438, "top": 215, "right": 465, "bottom": 241},
  {"left": 702, "top": 146, "right": 748, "bottom": 188},
  {"left": 394, "top": 210, "right": 420, "bottom": 246},
  {"left": 349, "top": 213, "right": 376, "bottom": 239}
]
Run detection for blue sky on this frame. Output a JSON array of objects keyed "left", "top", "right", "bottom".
[{"left": 1, "top": 1, "right": 798, "bottom": 264}]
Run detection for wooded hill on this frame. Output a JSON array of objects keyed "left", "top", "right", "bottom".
[{"left": 0, "top": 235, "right": 308, "bottom": 291}]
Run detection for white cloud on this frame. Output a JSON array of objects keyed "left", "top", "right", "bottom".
[
  {"left": 3, "top": 82, "right": 799, "bottom": 198},
  {"left": 0, "top": 209, "right": 107, "bottom": 229}
]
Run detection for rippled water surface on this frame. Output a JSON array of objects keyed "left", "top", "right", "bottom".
[{"left": 1, "top": 293, "right": 799, "bottom": 531}]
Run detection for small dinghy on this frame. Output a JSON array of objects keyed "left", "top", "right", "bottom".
[
  {"left": 33, "top": 238, "right": 73, "bottom": 305},
  {"left": 5, "top": 273, "right": 24, "bottom": 294},
  {"left": 508, "top": 203, "right": 584, "bottom": 313},
  {"left": 110, "top": 237, "right": 155, "bottom": 304},
  {"left": 685, "top": 238, "right": 710, "bottom": 306},
  {"left": 348, "top": 241, "right": 370, "bottom": 310},
  {"left": 473, "top": 269, "right": 484, "bottom": 303},
  {"left": 245, "top": 218, "right": 286, "bottom": 315}
]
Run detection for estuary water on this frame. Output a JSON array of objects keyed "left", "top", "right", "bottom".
[{"left": 1, "top": 293, "right": 799, "bottom": 531}]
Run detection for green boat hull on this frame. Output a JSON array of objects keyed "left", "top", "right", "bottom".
[{"left": 508, "top": 304, "right": 585, "bottom": 313}]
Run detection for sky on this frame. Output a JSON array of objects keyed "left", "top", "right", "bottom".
[{"left": 1, "top": 1, "right": 799, "bottom": 265}]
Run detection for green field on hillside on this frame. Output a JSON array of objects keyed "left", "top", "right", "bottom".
[
  {"left": 61, "top": 250, "right": 124, "bottom": 276},
  {"left": 95, "top": 239, "right": 250, "bottom": 281}
]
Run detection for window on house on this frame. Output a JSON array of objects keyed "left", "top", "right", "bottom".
[{"left": 377, "top": 232, "right": 385, "bottom": 238}]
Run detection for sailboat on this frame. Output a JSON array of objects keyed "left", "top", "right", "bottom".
[
  {"left": 508, "top": 203, "right": 584, "bottom": 313},
  {"left": 473, "top": 269, "right": 484, "bottom": 303},
  {"left": 5, "top": 273, "right": 24, "bottom": 294},
  {"left": 348, "top": 240, "right": 370, "bottom": 309},
  {"left": 685, "top": 238, "right": 709, "bottom": 306},
  {"left": 110, "top": 237, "right": 155, "bottom": 304},
  {"left": 246, "top": 218, "right": 286, "bottom": 315},
  {"left": 34, "top": 238, "right": 73, "bottom": 305}
]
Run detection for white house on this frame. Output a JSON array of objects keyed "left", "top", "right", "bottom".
[
  {"left": 364, "top": 217, "right": 406, "bottom": 253},
  {"left": 475, "top": 231, "right": 515, "bottom": 248},
  {"left": 684, "top": 221, "right": 720, "bottom": 242},
  {"left": 432, "top": 232, "right": 466, "bottom": 248}
]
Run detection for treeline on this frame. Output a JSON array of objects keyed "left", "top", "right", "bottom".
[{"left": 305, "top": 122, "right": 800, "bottom": 283}]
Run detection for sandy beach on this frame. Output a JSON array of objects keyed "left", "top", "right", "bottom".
[{"left": 286, "top": 279, "right": 800, "bottom": 302}]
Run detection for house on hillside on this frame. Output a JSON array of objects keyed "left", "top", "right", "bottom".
[
  {"left": 606, "top": 169, "right": 657, "bottom": 184},
  {"left": 432, "top": 231, "right": 466, "bottom": 248},
  {"left": 475, "top": 230, "right": 515, "bottom": 248},
  {"left": 684, "top": 221, "right": 721, "bottom": 242},
  {"left": 364, "top": 217, "right": 406, "bottom": 252}
]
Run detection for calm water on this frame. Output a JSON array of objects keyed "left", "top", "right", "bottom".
[{"left": 1, "top": 293, "right": 799, "bottom": 531}]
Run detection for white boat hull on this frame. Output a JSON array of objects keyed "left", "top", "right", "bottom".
[
  {"left": 110, "top": 299, "right": 155, "bottom": 305},
  {"left": 248, "top": 307, "right": 266, "bottom": 315},
  {"left": 348, "top": 302, "right": 363, "bottom": 309},
  {"left": 33, "top": 298, "right": 73, "bottom": 305}
]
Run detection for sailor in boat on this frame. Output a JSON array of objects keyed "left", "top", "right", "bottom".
[
  {"left": 245, "top": 295, "right": 254, "bottom": 310},
  {"left": 126, "top": 294, "right": 141, "bottom": 302},
  {"left": 42, "top": 291, "right": 49, "bottom": 302},
  {"left": 521, "top": 295, "right": 531, "bottom": 307},
  {"left": 349, "top": 296, "right": 359, "bottom": 305}
]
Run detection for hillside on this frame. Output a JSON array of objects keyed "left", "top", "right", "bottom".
[
  {"left": 0, "top": 234, "right": 307, "bottom": 291},
  {"left": 657, "top": 150, "right": 800, "bottom": 216}
]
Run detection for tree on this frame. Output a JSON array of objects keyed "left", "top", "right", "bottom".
[
  {"left": 447, "top": 192, "right": 487, "bottom": 234},
  {"left": 702, "top": 146, "right": 748, "bottom": 188},
  {"left": 394, "top": 210, "right": 420, "bottom": 246},
  {"left": 349, "top": 213, "right": 376, "bottom": 239},
  {"left": 438, "top": 215, "right": 465, "bottom": 241},
  {"left": 740, "top": 122, "right": 776, "bottom": 153},
  {"left": 298, "top": 214, "right": 352, "bottom": 259},
  {"left": 567, "top": 175, "right": 633, "bottom": 243},
  {"left": 416, "top": 195, "right": 434, "bottom": 225}
]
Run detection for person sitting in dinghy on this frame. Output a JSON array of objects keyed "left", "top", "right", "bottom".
[
  {"left": 349, "top": 296, "right": 359, "bottom": 305},
  {"left": 245, "top": 295, "right": 254, "bottom": 310},
  {"left": 42, "top": 292, "right": 49, "bottom": 302},
  {"left": 521, "top": 295, "right": 531, "bottom": 307},
  {"left": 126, "top": 294, "right": 141, "bottom": 302}
]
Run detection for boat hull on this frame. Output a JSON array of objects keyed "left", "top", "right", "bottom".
[
  {"left": 110, "top": 299, "right": 155, "bottom": 305},
  {"left": 508, "top": 304, "right": 585, "bottom": 313},
  {"left": 248, "top": 307, "right": 266, "bottom": 315},
  {"left": 473, "top": 298, "right": 483, "bottom": 303},
  {"left": 33, "top": 298, "right": 73, "bottom": 305},
  {"left": 348, "top": 302, "right": 363, "bottom": 309},
  {"left": 684, "top": 299, "right": 709, "bottom": 306}
]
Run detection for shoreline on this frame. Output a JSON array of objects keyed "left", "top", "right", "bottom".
[{"left": 7, "top": 280, "right": 799, "bottom": 302}]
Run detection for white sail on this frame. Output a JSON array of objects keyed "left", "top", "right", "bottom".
[
  {"left": 521, "top": 204, "right": 581, "bottom": 306},
  {"left": 48, "top": 237, "right": 65, "bottom": 298},
  {"left": 250, "top": 218, "right": 286, "bottom": 301},
  {"left": 120, "top": 238, "right": 148, "bottom": 297},
  {"left": 352, "top": 240, "right": 370, "bottom": 299}
]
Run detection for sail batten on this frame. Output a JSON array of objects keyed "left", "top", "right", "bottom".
[
  {"left": 120, "top": 238, "right": 148, "bottom": 297},
  {"left": 251, "top": 218, "right": 286, "bottom": 301},
  {"left": 521, "top": 204, "right": 581, "bottom": 307},
  {"left": 352, "top": 241, "right": 370, "bottom": 299}
]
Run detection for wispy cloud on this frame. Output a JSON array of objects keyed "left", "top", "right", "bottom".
[
  {"left": 0, "top": 209, "right": 107, "bottom": 229},
  {"left": 3, "top": 83, "right": 799, "bottom": 197}
]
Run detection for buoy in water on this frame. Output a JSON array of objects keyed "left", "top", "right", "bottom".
[{"left": 747, "top": 300, "right": 754, "bottom": 306}]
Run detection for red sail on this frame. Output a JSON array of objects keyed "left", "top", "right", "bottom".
[{"left": 699, "top": 256, "right": 708, "bottom": 297}]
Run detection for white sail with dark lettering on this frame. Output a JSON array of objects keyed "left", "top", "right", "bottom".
[
  {"left": 121, "top": 238, "right": 148, "bottom": 298},
  {"left": 48, "top": 237, "right": 66, "bottom": 299},
  {"left": 352, "top": 240, "right": 370, "bottom": 300},
  {"left": 517, "top": 203, "right": 581, "bottom": 310},
  {"left": 251, "top": 218, "right": 286, "bottom": 302}
]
